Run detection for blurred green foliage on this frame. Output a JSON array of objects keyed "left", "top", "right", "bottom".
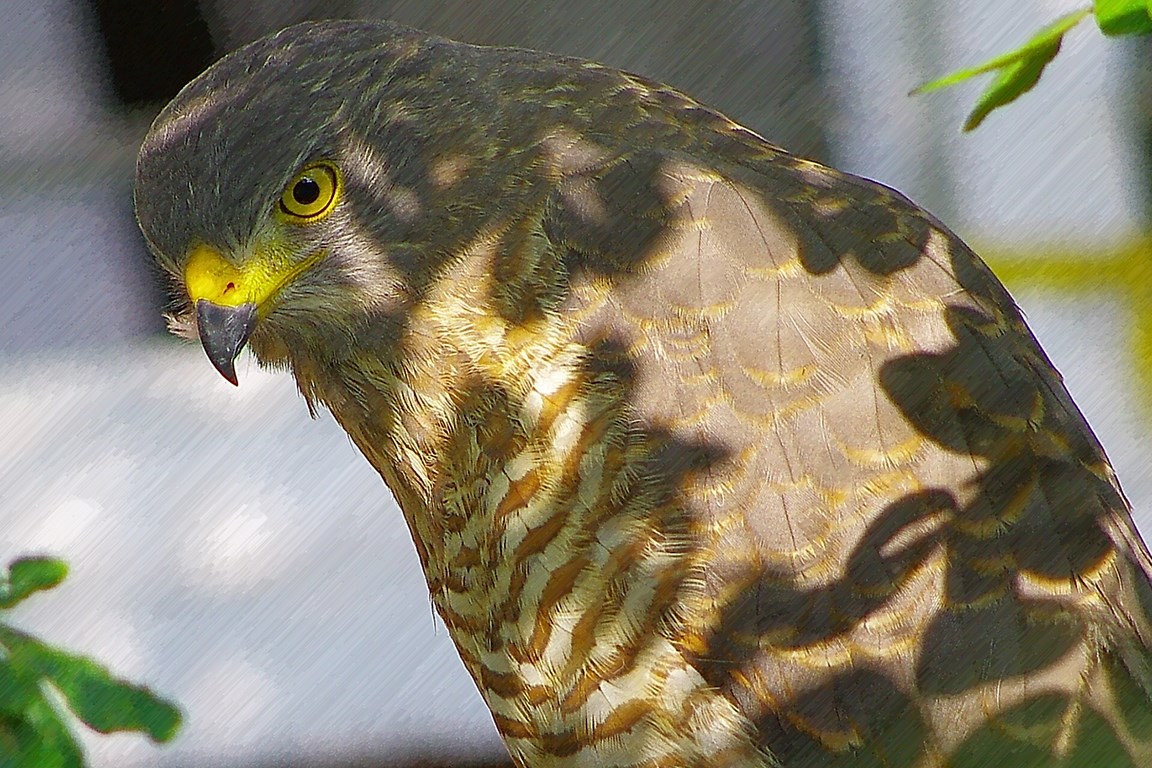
[
  {"left": 0, "top": 556, "right": 181, "bottom": 768},
  {"left": 914, "top": 1, "right": 1152, "bottom": 130}
]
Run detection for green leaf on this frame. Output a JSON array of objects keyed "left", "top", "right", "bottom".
[
  {"left": 0, "top": 696, "right": 86, "bottom": 768},
  {"left": 0, "top": 557, "right": 69, "bottom": 610},
  {"left": 0, "top": 626, "right": 182, "bottom": 743},
  {"left": 961, "top": 39, "right": 1063, "bottom": 131},
  {"left": 1094, "top": 0, "right": 1152, "bottom": 35},
  {"left": 0, "top": 661, "right": 40, "bottom": 715},
  {"left": 0, "top": 664, "right": 84, "bottom": 768},
  {"left": 912, "top": 8, "right": 1091, "bottom": 95}
]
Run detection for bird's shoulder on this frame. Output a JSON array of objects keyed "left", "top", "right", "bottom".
[{"left": 529, "top": 111, "right": 1152, "bottom": 762}]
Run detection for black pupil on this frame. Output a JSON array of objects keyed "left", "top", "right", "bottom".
[{"left": 292, "top": 176, "right": 321, "bottom": 206}]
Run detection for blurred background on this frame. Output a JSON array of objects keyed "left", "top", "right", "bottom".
[{"left": 0, "top": 0, "right": 1149, "bottom": 766}]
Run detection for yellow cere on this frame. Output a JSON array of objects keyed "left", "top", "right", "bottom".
[{"left": 183, "top": 244, "right": 323, "bottom": 313}]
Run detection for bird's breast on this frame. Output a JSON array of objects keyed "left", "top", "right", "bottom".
[{"left": 309, "top": 336, "right": 769, "bottom": 766}]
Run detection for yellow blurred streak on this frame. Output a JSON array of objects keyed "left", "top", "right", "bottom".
[{"left": 983, "top": 236, "right": 1152, "bottom": 410}]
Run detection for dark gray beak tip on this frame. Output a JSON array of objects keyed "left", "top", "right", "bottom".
[{"left": 195, "top": 299, "right": 257, "bottom": 386}]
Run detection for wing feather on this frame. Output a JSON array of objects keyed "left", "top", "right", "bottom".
[{"left": 545, "top": 141, "right": 1152, "bottom": 765}]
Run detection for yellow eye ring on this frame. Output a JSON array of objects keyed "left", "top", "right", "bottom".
[{"left": 278, "top": 162, "right": 341, "bottom": 222}]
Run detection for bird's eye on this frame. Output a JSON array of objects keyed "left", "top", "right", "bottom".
[{"left": 279, "top": 162, "right": 341, "bottom": 222}]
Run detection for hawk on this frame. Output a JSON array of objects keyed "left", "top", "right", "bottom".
[{"left": 134, "top": 19, "right": 1152, "bottom": 767}]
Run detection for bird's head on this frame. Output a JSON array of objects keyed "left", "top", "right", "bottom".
[{"left": 135, "top": 20, "right": 547, "bottom": 384}]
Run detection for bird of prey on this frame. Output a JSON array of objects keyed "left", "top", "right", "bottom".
[{"left": 134, "top": 19, "right": 1152, "bottom": 767}]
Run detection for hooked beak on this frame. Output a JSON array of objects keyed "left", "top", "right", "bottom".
[
  {"left": 195, "top": 299, "right": 256, "bottom": 386},
  {"left": 181, "top": 243, "right": 321, "bottom": 385}
]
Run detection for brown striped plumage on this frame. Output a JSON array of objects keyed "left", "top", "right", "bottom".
[{"left": 135, "top": 20, "right": 1152, "bottom": 767}]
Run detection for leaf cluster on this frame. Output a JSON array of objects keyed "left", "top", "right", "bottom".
[
  {"left": 0, "top": 557, "right": 181, "bottom": 768},
  {"left": 913, "top": 1, "right": 1152, "bottom": 130}
]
